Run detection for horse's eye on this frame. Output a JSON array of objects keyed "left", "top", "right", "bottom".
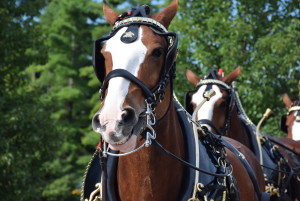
[{"left": 152, "top": 48, "right": 163, "bottom": 57}]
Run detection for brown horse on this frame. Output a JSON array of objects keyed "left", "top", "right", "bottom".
[
  {"left": 185, "top": 67, "right": 299, "bottom": 201},
  {"left": 82, "top": 1, "right": 264, "bottom": 201},
  {"left": 280, "top": 93, "right": 300, "bottom": 160}
]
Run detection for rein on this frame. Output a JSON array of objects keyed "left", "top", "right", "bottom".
[
  {"left": 191, "top": 77, "right": 299, "bottom": 198},
  {"left": 152, "top": 139, "right": 231, "bottom": 177}
]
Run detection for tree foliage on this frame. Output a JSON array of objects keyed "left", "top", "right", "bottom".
[
  {"left": 0, "top": 0, "right": 58, "bottom": 200},
  {"left": 173, "top": 0, "right": 300, "bottom": 136}
]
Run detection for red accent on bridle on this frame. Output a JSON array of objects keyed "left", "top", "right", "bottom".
[
  {"left": 218, "top": 69, "right": 224, "bottom": 76},
  {"left": 96, "top": 139, "right": 105, "bottom": 150}
]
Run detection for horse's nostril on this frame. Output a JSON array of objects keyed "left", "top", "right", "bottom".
[
  {"left": 121, "top": 107, "right": 136, "bottom": 125},
  {"left": 92, "top": 112, "right": 104, "bottom": 133}
]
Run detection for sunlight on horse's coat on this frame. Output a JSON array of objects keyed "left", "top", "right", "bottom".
[
  {"left": 191, "top": 85, "right": 222, "bottom": 129},
  {"left": 99, "top": 27, "right": 147, "bottom": 152}
]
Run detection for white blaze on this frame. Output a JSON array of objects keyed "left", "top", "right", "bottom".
[
  {"left": 100, "top": 27, "right": 147, "bottom": 131},
  {"left": 292, "top": 112, "right": 300, "bottom": 141},
  {"left": 191, "top": 85, "right": 222, "bottom": 130}
]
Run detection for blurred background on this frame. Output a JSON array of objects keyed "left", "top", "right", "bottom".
[{"left": 0, "top": 0, "right": 299, "bottom": 200}]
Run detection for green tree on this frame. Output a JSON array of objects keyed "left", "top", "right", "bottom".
[
  {"left": 0, "top": 0, "right": 58, "bottom": 200},
  {"left": 26, "top": 0, "right": 104, "bottom": 200},
  {"left": 173, "top": 0, "right": 300, "bottom": 136},
  {"left": 25, "top": 1, "right": 169, "bottom": 200}
]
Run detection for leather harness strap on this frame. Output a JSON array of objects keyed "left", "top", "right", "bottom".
[{"left": 220, "top": 137, "right": 268, "bottom": 201}]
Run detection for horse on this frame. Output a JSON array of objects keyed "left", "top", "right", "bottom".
[
  {"left": 281, "top": 93, "right": 300, "bottom": 141},
  {"left": 81, "top": 1, "right": 265, "bottom": 201},
  {"left": 277, "top": 93, "right": 300, "bottom": 200},
  {"left": 185, "top": 67, "right": 299, "bottom": 201}
]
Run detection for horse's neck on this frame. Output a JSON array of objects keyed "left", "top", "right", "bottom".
[
  {"left": 288, "top": 130, "right": 293, "bottom": 139},
  {"left": 226, "top": 105, "right": 251, "bottom": 149},
  {"left": 117, "top": 100, "right": 185, "bottom": 201}
]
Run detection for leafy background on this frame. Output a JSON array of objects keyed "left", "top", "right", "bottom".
[{"left": 0, "top": 0, "right": 299, "bottom": 200}]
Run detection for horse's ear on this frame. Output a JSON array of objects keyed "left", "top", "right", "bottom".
[
  {"left": 152, "top": 0, "right": 178, "bottom": 29},
  {"left": 186, "top": 68, "right": 200, "bottom": 86},
  {"left": 283, "top": 93, "right": 292, "bottom": 108},
  {"left": 221, "top": 66, "right": 241, "bottom": 85},
  {"left": 103, "top": 1, "right": 119, "bottom": 25}
]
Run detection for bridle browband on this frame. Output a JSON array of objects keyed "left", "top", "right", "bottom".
[
  {"left": 288, "top": 106, "right": 300, "bottom": 114},
  {"left": 196, "top": 79, "right": 231, "bottom": 90},
  {"left": 112, "top": 17, "right": 168, "bottom": 33},
  {"left": 287, "top": 100, "right": 300, "bottom": 122}
]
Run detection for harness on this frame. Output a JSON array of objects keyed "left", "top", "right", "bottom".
[
  {"left": 86, "top": 3, "right": 271, "bottom": 200},
  {"left": 81, "top": 101, "right": 241, "bottom": 201},
  {"left": 184, "top": 69, "right": 294, "bottom": 199},
  {"left": 234, "top": 85, "right": 299, "bottom": 199}
]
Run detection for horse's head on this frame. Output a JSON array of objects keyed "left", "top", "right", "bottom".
[
  {"left": 282, "top": 93, "right": 300, "bottom": 139},
  {"left": 185, "top": 67, "right": 241, "bottom": 133},
  {"left": 92, "top": 1, "right": 178, "bottom": 152}
]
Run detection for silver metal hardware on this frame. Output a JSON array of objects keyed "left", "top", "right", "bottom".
[
  {"left": 145, "top": 101, "right": 157, "bottom": 147},
  {"left": 102, "top": 100, "right": 157, "bottom": 157},
  {"left": 196, "top": 79, "right": 231, "bottom": 90},
  {"left": 112, "top": 17, "right": 168, "bottom": 33}
]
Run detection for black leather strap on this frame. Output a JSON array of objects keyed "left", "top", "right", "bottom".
[
  {"left": 100, "top": 69, "right": 154, "bottom": 101},
  {"left": 267, "top": 135, "right": 300, "bottom": 158},
  {"left": 152, "top": 139, "right": 231, "bottom": 177},
  {"left": 99, "top": 151, "right": 108, "bottom": 201},
  {"left": 197, "top": 119, "right": 223, "bottom": 136}
]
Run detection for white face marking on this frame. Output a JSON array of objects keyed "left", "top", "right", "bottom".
[
  {"left": 191, "top": 85, "right": 222, "bottom": 130},
  {"left": 99, "top": 27, "right": 147, "bottom": 131},
  {"left": 292, "top": 112, "right": 300, "bottom": 141}
]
